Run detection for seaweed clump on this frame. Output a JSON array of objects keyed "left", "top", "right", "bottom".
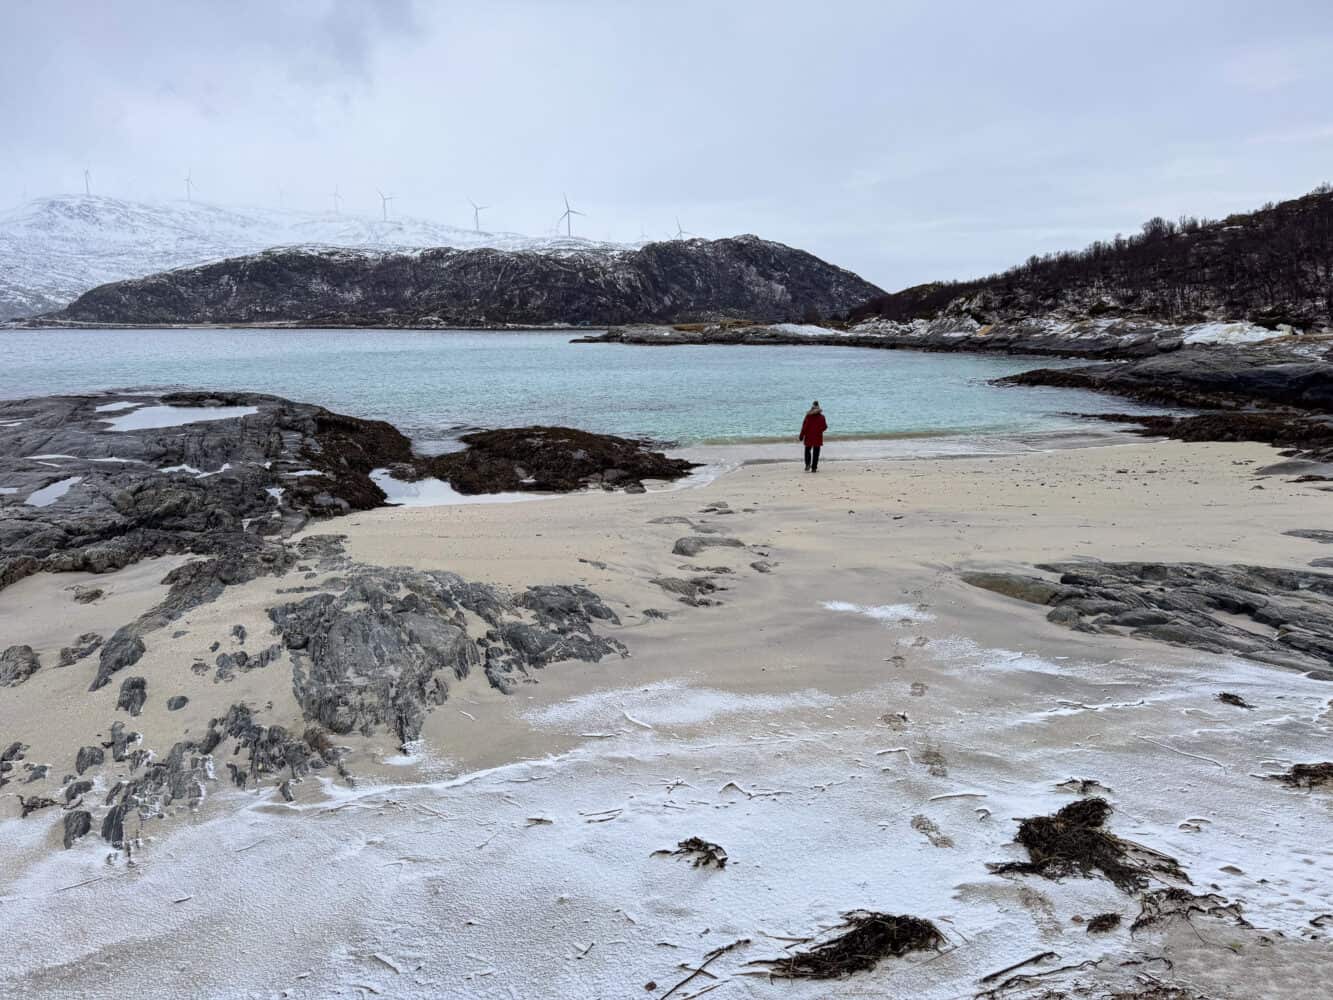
[
  {"left": 652, "top": 836, "right": 728, "bottom": 869},
  {"left": 1086, "top": 912, "right": 1122, "bottom": 933},
  {"left": 1269, "top": 762, "right": 1333, "bottom": 789},
  {"left": 987, "top": 797, "right": 1187, "bottom": 893},
  {"left": 750, "top": 910, "right": 943, "bottom": 979}
]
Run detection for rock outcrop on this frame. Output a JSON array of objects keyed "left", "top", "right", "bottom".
[
  {"left": 416, "top": 426, "right": 697, "bottom": 495},
  {"left": 964, "top": 561, "right": 1333, "bottom": 676},
  {"left": 0, "top": 391, "right": 696, "bottom": 597},
  {"left": 42, "top": 236, "right": 883, "bottom": 328}
]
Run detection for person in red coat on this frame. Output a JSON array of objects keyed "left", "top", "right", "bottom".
[{"left": 798, "top": 401, "right": 827, "bottom": 472}]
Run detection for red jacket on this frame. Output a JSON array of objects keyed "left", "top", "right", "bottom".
[{"left": 799, "top": 411, "right": 827, "bottom": 447}]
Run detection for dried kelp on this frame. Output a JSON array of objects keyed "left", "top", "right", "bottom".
[
  {"left": 987, "top": 798, "right": 1187, "bottom": 893},
  {"left": 652, "top": 837, "right": 728, "bottom": 869},
  {"left": 750, "top": 910, "right": 943, "bottom": 980}
]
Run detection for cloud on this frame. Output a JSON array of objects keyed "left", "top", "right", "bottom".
[{"left": 3, "top": 0, "right": 1333, "bottom": 289}]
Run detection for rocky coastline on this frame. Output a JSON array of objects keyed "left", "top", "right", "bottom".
[{"left": 0, "top": 390, "right": 696, "bottom": 596}]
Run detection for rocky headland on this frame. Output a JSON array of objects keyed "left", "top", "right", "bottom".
[{"left": 29, "top": 235, "right": 883, "bottom": 328}]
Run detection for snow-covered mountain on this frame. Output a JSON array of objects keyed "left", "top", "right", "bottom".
[{"left": 0, "top": 194, "right": 635, "bottom": 320}]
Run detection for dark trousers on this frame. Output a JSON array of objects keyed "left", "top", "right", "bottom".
[{"left": 804, "top": 445, "right": 820, "bottom": 471}]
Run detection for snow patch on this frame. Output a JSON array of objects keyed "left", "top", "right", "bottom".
[
  {"left": 525, "top": 680, "right": 836, "bottom": 731},
  {"left": 103, "top": 405, "right": 258, "bottom": 431},
  {"left": 370, "top": 468, "right": 539, "bottom": 507},
  {"left": 822, "top": 600, "right": 935, "bottom": 623},
  {"left": 25, "top": 476, "right": 82, "bottom": 507},
  {"left": 1181, "top": 321, "right": 1288, "bottom": 346}
]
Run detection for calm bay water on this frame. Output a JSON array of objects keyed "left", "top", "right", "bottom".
[{"left": 0, "top": 328, "right": 1144, "bottom": 446}]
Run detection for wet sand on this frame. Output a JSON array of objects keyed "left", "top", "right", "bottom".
[{"left": 2, "top": 439, "right": 1332, "bottom": 998}]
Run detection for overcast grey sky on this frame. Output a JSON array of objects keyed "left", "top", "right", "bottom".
[{"left": 5, "top": 0, "right": 1333, "bottom": 290}]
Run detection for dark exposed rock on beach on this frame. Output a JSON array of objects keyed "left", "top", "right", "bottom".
[
  {"left": 0, "top": 389, "right": 408, "bottom": 596},
  {"left": 269, "top": 562, "right": 626, "bottom": 745},
  {"left": 42, "top": 236, "right": 883, "bottom": 328},
  {"left": 0, "top": 644, "right": 41, "bottom": 686},
  {"left": 11, "top": 531, "right": 631, "bottom": 846},
  {"left": 415, "top": 426, "right": 697, "bottom": 495},
  {"left": 0, "top": 391, "right": 695, "bottom": 599},
  {"left": 964, "top": 561, "right": 1333, "bottom": 675}
]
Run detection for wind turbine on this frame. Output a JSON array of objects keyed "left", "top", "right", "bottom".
[
  {"left": 558, "top": 193, "right": 584, "bottom": 237},
  {"left": 331, "top": 185, "right": 343, "bottom": 214},
  {"left": 467, "top": 198, "right": 489, "bottom": 232},
  {"left": 184, "top": 169, "right": 195, "bottom": 202},
  {"left": 674, "top": 216, "right": 695, "bottom": 240},
  {"left": 83, "top": 168, "right": 92, "bottom": 197},
  {"left": 376, "top": 188, "right": 395, "bottom": 221}
]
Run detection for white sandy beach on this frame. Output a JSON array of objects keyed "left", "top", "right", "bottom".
[{"left": 2, "top": 438, "right": 1332, "bottom": 999}]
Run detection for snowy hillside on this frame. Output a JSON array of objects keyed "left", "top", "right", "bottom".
[{"left": 0, "top": 195, "right": 635, "bottom": 320}]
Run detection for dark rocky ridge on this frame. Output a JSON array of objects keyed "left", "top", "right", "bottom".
[
  {"left": 848, "top": 185, "right": 1333, "bottom": 331},
  {"left": 41, "top": 236, "right": 883, "bottom": 328},
  {"left": 1000, "top": 341, "right": 1333, "bottom": 464}
]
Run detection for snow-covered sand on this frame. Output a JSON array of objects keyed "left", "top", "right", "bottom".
[{"left": 2, "top": 439, "right": 1332, "bottom": 998}]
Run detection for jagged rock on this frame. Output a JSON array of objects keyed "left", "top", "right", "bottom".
[
  {"left": 967, "top": 560, "right": 1333, "bottom": 673},
  {"left": 0, "top": 644, "right": 41, "bottom": 686},
  {"left": 50, "top": 236, "right": 882, "bottom": 327},
  {"left": 672, "top": 536, "right": 744, "bottom": 558},
  {"left": 231, "top": 624, "right": 247, "bottom": 644},
  {"left": 62, "top": 810, "right": 92, "bottom": 848},
  {"left": 213, "top": 643, "right": 282, "bottom": 682},
  {"left": 91, "top": 630, "right": 145, "bottom": 691},
  {"left": 651, "top": 576, "right": 720, "bottom": 606},
  {"left": 23, "top": 764, "right": 48, "bottom": 783},
  {"left": 269, "top": 566, "right": 625, "bottom": 744},
  {"left": 74, "top": 746, "right": 104, "bottom": 774},
  {"left": 116, "top": 676, "right": 148, "bottom": 716},
  {"left": 166, "top": 695, "right": 189, "bottom": 711},
  {"left": 72, "top": 585, "right": 104, "bottom": 604},
  {"left": 105, "top": 721, "right": 138, "bottom": 761},
  {"left": 63, "top": 779, "right": 92, "bottom": 803},
  {"left": 58, "top": 632, "right": 103, "bottom": 666},
  {"left": 101, "top": 738, "right": 213, "bottom": 847}
]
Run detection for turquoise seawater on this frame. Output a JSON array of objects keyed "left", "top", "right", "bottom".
[{"left": 0, "top": 328, "right": 1148, "bottom": 446}]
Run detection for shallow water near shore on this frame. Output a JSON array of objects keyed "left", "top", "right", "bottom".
[{"left": 0, "top": 328, "right": 1165, "bottom": 447}]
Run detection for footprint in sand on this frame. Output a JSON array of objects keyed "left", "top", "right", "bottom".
[
  {"left": 910, "top": 636, "right": 929, "bottom": 648},
  {"left": 910, "top": 814, "right": 954, "bottom": 848},
  {"left": 1017, "top": 886, "right": 1062, "bottom": 936},
  {"left": 918, "top": 747, "right": 948, "bottom": 777},
  {"left": 910, "top": 681, "right": 928, "bottom": 697}
]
